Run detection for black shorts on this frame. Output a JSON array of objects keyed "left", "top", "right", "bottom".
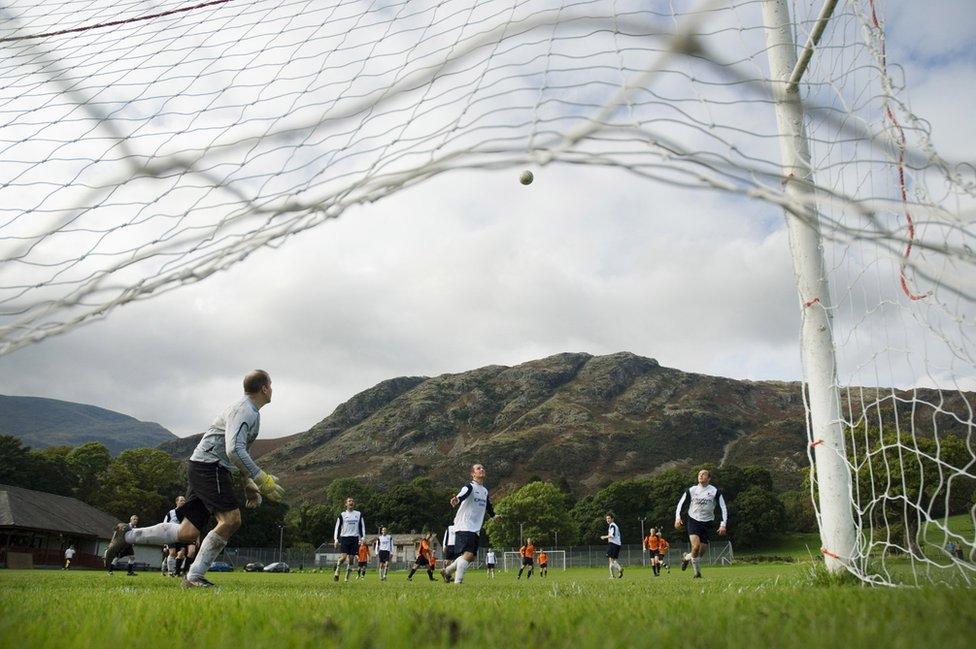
[
  {"left": 606, "top": 543, "right": 621, "bottom": 559},
  {"left": 117, "top": 546, "right": 135, "bottom": 559},
  {"left": 522, "top": 557, "right": 534, "bottom": 566},
  {"left": 687, "top": 517, "right": 715, "bottom": 544},
  {"left": 358, "top": 561, "right": 367, "bottom": 568},
  {"left": 540, "top": 562, "right": 548, "bottom": 569},
  {"left": 444, "top": 546, "right": 456, "bottom": 561},
  {"left": 486, "top": 563, "right": 496, "bottom": 569},
  {"left": 414, "top": 555, "right": 431, "bottom": 567},
  {"left": 658, "top": 552, "right": 667, "bottom": 560},
  {"left": 178, "top": 461, "right": 239, "bottom": 532},
  {"left": 338, "top": 537, "right": 359, "bottom": 556},
  {"left": 378, "top": 550, "right": 391, "bottom": 563},
  {"left": 454, "top": 531, "right": 479, "bottom": 556}
]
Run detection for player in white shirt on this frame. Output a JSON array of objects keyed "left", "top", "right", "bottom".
[
  {"left": 600, "top": 514, "right": 623, "bottom": 578},
  {"left": 333, "top": 498, "right": 365, "bottom": 582},
  {"left": 102, "top": 370, "right": 285, "bottom": 589},
  {"left": 442, "top": 524, "right": 457, "bottom": 569},
  {"left": 675, "top": 469, "right": 728, "bottom": 578},
  {"left": 63, "top": 545, "right": 75, "bottom": 570},
  {"left": 162, "top": 495, "right": 192, "bottom": 576},
  {"left": 441, "top": 464, "right": 497, "bottom": 584},
  {"left": 485, "top": 549, "right": 497, "bottom": 579},
  {"left": 374, "top": 527, "right": 394, "bottom": 581}
]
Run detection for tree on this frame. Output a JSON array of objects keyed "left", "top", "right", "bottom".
[
  {"left": 67, "top": 442, "right": 111, "bottom": 502},
  {"left": 730, "top": 485, "right": 786, "bottom": 548},
  {"left": 484, "top": 481, "right": 578, "bottom": 546},
  {"left": 286, "top": 502, "right": 337, "bottom": 546},
  {"left": 372, "top": 477, "right": 453, "bottom": 535},
  {"left": 94, "top": 448, "right": 184, "bottom": 522},
  {"left": 570, "top": 479, "right": 654, "bottom": 543},
  {"left": 780, "top": 490, "right": 817, "bottom": 533},
  {"left": 29, "top": 446, "right": 77, "bottom": 496},
  {"left": 0, "top": 435, "right": 34, "bottom": 488},
  {"left": 235, "top": 500, "right": 290, "bottom": 547}
]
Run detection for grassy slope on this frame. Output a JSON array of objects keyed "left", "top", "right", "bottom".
[{"left": 1, "top": 564, "right": 972, "bottom": 649}]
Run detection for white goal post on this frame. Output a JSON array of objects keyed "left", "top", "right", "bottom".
[{"left": 502, "top": 551, "right": 566, "bottom": 571}]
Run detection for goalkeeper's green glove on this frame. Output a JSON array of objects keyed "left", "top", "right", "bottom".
[{"left": 254, "top": 470, "right": 285, "bottom": 502}]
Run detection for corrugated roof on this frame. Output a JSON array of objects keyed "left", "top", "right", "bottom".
[{"left": 0, "top": 484, "right": 119, "bottom": 538}]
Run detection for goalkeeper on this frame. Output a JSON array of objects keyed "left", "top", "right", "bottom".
[{"left": 104, "top": 370, "right": 285, "bottom": 588}]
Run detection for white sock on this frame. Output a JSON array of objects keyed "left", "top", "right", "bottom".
[
  {"left": 453, "top": 557, "right": 469, "bottom": 583},
  {"left": 125, "top": 522, "right": 181, "bottom": 546},
  {"left": 613, "top": 560, "right": 621, "bottom": 573},
  {"left": 186, "top": 531, "right": 227, "bottom": 581},
  {"left": 692, "top": 558, "right": 701, "bottom": 575},
  {"left": 444, "top": 560, "right": 458, "bottom": 575},
  {"left": 167, "top": 556, "right": 176, "bottom": 574}
]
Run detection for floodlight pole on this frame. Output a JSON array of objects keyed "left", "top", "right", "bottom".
[{"left": 761, "top": 0, "right": 856, "bottom": 574}]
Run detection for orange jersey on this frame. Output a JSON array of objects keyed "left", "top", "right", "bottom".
[
  {"left": 538, "top": 552, "right": 548, "bottom": 564},
  {"left": 357, "top": 545, "right": 370, "bottom": 562},
  {"left": 519, "top": 544, "right": 535, "bottom": 559},
  {"left": 418, "top": 539, "right": 432, "bottom": 559},
  {"left": 658, "top": 538, "right": 669, "bottom": 553},
  {"left": 645, "top": 535, "right": 659, "bottom": 551}
]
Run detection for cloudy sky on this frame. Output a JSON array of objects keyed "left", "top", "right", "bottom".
[{"left": 0, "top": 0, "right": 973, "bottom": 439}]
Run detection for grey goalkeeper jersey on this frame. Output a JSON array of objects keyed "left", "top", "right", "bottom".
[{"left": 189, "top": 396, "right": 262, "bottom": 478}]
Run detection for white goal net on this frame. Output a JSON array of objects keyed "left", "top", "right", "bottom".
[{"left": 0, "top": 1, "right": 973, "bottom": 586}]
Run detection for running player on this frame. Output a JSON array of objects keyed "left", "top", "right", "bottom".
[
  {"left": 645, "top": 528, "right": 661, "bottom": 576},
  {"left": 102, "top": 370, "right": 285, "bottom": 588},
  {"left": 442, "top": 524, "right": 456, "bottom": 570},
  {"left": 407, "top": 532, "right": 435, "bottom": 581},
  {"left": 657, "top": 534, "right": 670, "bottom": 573},
  {"left": 517, "top": 538, "right": 535, "bottom": 579},
  {"left": 334, "top": 497, "right": 365, "bottom": 582},
  {"left": 163, "top": 496, "right": 187, "bottom": 576},
  {"left": 63, "top": 545, "right": 75, "bottom": 570},
  {"left": 675, "top": 469, "right": 728, "bottom": 579},
  {"left": 485, "top": 548, "right": 497, "bottom": 579},
  {"left": 441, "top": 463, "right": 498, "bottom": 584},
  {"left": 600, "top": 513, "right": 623, "bottom": 579},
  {"left": 108, "top": 515, "right": 139, "bottom": 576},
  {"left": 356, "top": 539, "right": 370, "bottom": 579},
  {"left": 374, "top": 527, "right": 394, "bottom": 581},
  {"left": 538, "top": 549, "right": 549, "bottom": 577}
]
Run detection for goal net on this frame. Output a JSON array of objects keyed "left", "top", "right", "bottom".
[{"left": 0, "top": 1, "right": 972, "bottom": 586}]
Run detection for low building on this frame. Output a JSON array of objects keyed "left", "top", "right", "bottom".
[{"left": 0, "top": 484, "right": 158, "bottom": 569}]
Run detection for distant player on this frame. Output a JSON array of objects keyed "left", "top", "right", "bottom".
[
  {"left": 407, "top": 532, "right": 435, "bottom": 581},
  {"left": 645, "top": 528, "right": 660, "bottom": 575},
  {"left": 442, "top": 524, "right": 457, "bottom": 569},
  {"left": 441, "top": 463, "right": 497, "bottom": 584},
  {"left": 657, "top": 534, "right": 670, "bottom": 573},
  {"left": 108, "top": 515, "right": 139, "bottom": 576},
  {"left": 163, "top": 495, "right": 190, "bottom": 576},
  {"left": 600, "top": 513, "right": 623, "bottom": 579},
  {"left": 356, "top": 539, "right": 370, "bottom": 579},
  {"left": 517, "top": 538, "right": 535, "bottom": 579},
  {"left": 485, "top": 549, "right": 497, "bottom": 578},
  {"left": 675, "top": 469, "right": 728, "bottom": 579},
  {"left": 538, "top": 549, "right": 549, "bottom": 577},
  {"left": 102, "top": 370, "right": 285, "bottom": 589},
  {"left": 374, "top": 527, "right": 394, "bottom": 581},
  {"left": 333, "top": 497, "right": 366, "bottom": 582},
  {"left": 63, "top": 545, "right": 75, "bottom": 570}
]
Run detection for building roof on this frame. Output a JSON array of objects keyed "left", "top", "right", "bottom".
[{"left": 0, "top": 484, "right": 119, "bottom": 539}]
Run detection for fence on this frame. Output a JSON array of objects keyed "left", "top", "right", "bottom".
[{"left": 224, "top": 542, "right": 733, "bottom": 571}]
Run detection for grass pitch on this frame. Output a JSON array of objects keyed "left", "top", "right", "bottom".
[{"left": 1, "top": 563, "right": 972, "bottom": 648}]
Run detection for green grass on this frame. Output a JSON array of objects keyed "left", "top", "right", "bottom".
[{"left": 1, "top": 564, "right": 973, "bottom": 648}]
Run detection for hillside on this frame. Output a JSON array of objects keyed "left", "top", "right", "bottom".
[
  {"left": 0, "top": 394, "right": 176, "bottom": 455},
  {"left": 260, "top": 352, "right": 814, "bottom": 500}
]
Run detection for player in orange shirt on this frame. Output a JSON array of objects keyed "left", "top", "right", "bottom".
[
  {"left": 407, "top": 532, "right": 436, "bottom": 581},
  {"left": 644, "top": 528, "right": 660, "bottom": 574},
  {"left": 538, "top": 549, "right": 549, "bottom": 578},
  {"left": 656, "top": 534, "right": 670, "bottom": 574},
  {"left": 517, "top": 538, "right": 536, "bottom": 580},
  {"left": 356, "top": 539, "right": 371, "bottom": 580}
]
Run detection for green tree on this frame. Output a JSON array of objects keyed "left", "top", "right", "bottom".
[
  {"left": 730, "top": 485, "right": 786, "bottom": 548},
  {"left": 780, "top": 490, "right": 817, "bottom": 533},
  {"left": 29, "top": 446, "right": 77, "bottom": 496},
  {"left": 94, "top": 448, "right": 184, "bottom": 522},
  {"left": 0, "top": 435, "right": 34, "bottom": 488},
  {"left": 286, "top": 502, "right": 337, "bottom": 547},
  {"left": 372, "top": 477, "right": 453, "bottom": 535},
  {"left": 484, "top": 481, "right": 578, "bottom": 546},
  {"left": 236, "top": 500, "right": 291, "bottom": 547},
  {"left": 67, "top": 442, "right": 111, "bottom": 502},
  {"left": 571, "top": 479, "right": 654, "bottom": 544}
]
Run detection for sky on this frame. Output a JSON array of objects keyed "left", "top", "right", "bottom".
[{"left": 0, "top": 0, "right": 974, "bottom": 439}]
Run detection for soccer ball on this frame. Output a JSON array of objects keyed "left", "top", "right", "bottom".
[
  {"left": 519, "top": 170, "right": 534, "bottom": 185},
  {"left": 683, "top": 552, "right": 693, "bottom": 562}
]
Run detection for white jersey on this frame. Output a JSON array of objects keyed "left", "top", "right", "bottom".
[
  {"left": 675, "top": 484, "right": 728, "bottom": 525},
  {"left": 334, "top": 510, "right": 365, "bottom": 541},
  {"left": 375, "top": 534, "right": 393, "bottom": 553},
  {"left": 163, "top": 508, "right": 180, "bottom": 524},
  {"left": 64, "top": 548, "right": 75, "bottom": 559},
  {"left": 452, "top": 481, "right": 494, "bottom": 533},
  {"left": 189, "top": 396, "right": 262, "bottom": 477},
  {"left": 485, "top": 551, "right": 496, "bottom": 564},
  {"left": 607, "top": 522, "right": 621, "bottom": 546},
  {"left": 443, "top": 525, "right": 456, "bottom": 548}
]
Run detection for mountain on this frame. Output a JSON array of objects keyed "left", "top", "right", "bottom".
[
  {"left": 259, "top": 352, "right": 817, "bottom": 500},
  {"left": 0, "top": 394, "right": 177, "bottom": 455}
]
